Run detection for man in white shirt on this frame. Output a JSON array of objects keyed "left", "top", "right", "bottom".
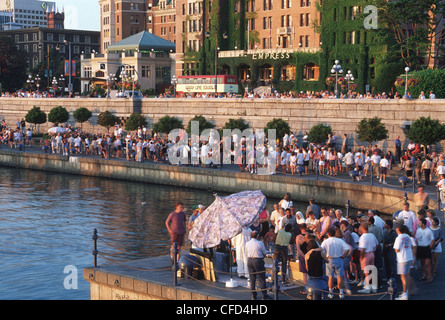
[
  {"left": 371, "top": 153, "right": 381, "bottom": 179},
  {"left": 379, "top": 155, "right": 389, "bottom": 184},
  {"left": 200, "top": 142, "right": 209, "bottom": 167},
  {"left": 269, "top": 204, "right": 281, "bottom": 233},
  {"left": 245, "top": 230, "right": 271, "bottom": 300},
  {"left": 397, "top": 202, "right": 417, "bottom": 233},
  {"left": 358, "top": 222, "right": 379, "bottom": 293},
  {"left": 394, "top": 224, "right": 414, "bottom": 300},
  {"left": 321, "top": 228, "right": 351, "bottom": 299},
  {"left": 415, "top": 218, "right": 434, "bottom": 283},
  {"left": 368, "top": 210, "right": 385, "bottom": 231},
  {"left": 344, "top": 151, "right": 354, "bottom": 173}
]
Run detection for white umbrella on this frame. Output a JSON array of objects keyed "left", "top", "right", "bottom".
[
  {"left": 189, "top": 190, "right": 266, "bottom": 249},
  {"left": 48, "top": 127, "right": 66, "bottom": 134}
]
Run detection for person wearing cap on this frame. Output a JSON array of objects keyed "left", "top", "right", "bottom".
[
  {"left": 354, "top": 152, "right": 364, "bottom": 181},
  {"left": 188, "top": 205, "right": 201, "bottom": 230},
  {"left": 246, "top": 230, "right": 271, "bottom": 300}
]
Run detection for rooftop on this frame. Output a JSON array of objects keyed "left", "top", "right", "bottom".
[{"left": 107, "top": 31, "right": 175, "bottom": 53}]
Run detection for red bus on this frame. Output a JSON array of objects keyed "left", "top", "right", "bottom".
[{"left": 175, "top": 75, "right": 238, "bottom": 94}]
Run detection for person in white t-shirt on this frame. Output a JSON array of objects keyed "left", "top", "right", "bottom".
[
  {"left": 358, "top": 222, "right": 378, "bottom": 293},
  {"left": 397, "top": 202, "right": 417, "bottom": 233},
  {"left": 379, "top": 155, "right": 390, "bottom": 184},
  {"left": 415, "top": 218, "right": 434, "bottom": 283},
  {"left": 437, "top": 174, "right": 445, "bottom": 210},
  {"left": 269, "top": 204, "right": 281, "bottom": 233},
  {"left": 394, "top": 224, "right": 415, "bottom": 300}
]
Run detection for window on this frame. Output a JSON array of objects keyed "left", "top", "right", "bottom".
[
  {"left": 303, "top": 63, "right": 319, "bottom": 80},
  {"left": 142, "top": 65, "right": 150, "bottom": 77}
]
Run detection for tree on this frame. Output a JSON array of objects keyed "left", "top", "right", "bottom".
[
  {"left": 374, "top": 0, "right": 445, "bottom": 69},
  {"left": 407, "top": 117, "right": 445, "bottom": 156},
  {"left": 186, "top": 115, "right": 215, "bottom": 135},
  {"left": 152, "top": 116, "right": 183, "bottom": 134},
  {"left": 0, "top": 35, "right": 28, "bottom": 91},
  {"left": 356, "top": 117, "right": 389, "bottom": 147},
  {"left": 97, "top": 110, "right": 120, "bottom": 133},
  {"left": 222, "top": 118, "right": 250, "bottom": 131},
  {"left": 125, "top": 112, "right": 148, "bottom": 131},
  {"left": 25, "top": 106, "right": 47, "bottom": 132},
  {"left": 48, "top": 106, "right": 69, "bottom": 126},
  {"left": 73, "top": 107, "right": 92, "bottom": 131},
  {"left": 308, "top": 123, "right": 332, "bottom": 145},
  {"left": 264, "top": 118, "right": 290, "bottom": 141}
]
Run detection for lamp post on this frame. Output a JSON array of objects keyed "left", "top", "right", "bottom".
[
  {"left": 58, "top": 75, "right": 65, "bottom": 95},
  {"left": 404, "top": 66, "right": 410, "bottom": 98},
  {"left": 171, "top": 75, "right": 177, "bottom": 98},
  {"left": 63, "top": 40, "right": 72, "bottom": 97},
  {"left": 345, "top": 70, "right": 354, "bottom": 98},
  {"left": 35, "top": 75, "right": 41, "bottom": 92},
  {"left": 331, "top": 60, "right": 343, "bottom": 98},
  {"left": 26, "top": 74, "right": 34, "bottom": 91},
  {"left": 120, "top": 67, "right": 127, "bottom": 97},
  {"left": 206, "top": 31, "right": 228, "bottom": 95}
]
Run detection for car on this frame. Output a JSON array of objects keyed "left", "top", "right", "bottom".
[{"left": 115, "top": 91, "right": 143, "bottom": 99}]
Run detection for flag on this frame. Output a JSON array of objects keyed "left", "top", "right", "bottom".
[{"left": 64, "top": 60, "right": 76, "bottom": 77}]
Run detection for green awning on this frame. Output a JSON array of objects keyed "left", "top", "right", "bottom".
[{"left": 107, "top": 31, "right": 175, "bottom": 53}]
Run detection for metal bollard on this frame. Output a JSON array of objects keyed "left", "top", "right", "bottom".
[
  {"left": 345, "top": 199, "right": 350, "bottom": 218},
  {"left": 92, "top": 228, "right": 98, "bottom": 268},
  {"left": 437, "top": 187, "right": 441, "bottom": 211},
  {"left": 388, "top": 278, "right": 397, "bottom": 300},
  {"left": 272, "top": 258, "right": 280, "bottom": 300},
  {"left": 173, "top": 242, "right": 178, "bottom": 286}
]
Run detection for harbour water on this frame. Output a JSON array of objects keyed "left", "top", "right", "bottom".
[
  {"left": 1, "top": 167, "right": 345, "bottom": 300},
  {"left": 0, "top": 167, "right": 220, "bottom": 300}
]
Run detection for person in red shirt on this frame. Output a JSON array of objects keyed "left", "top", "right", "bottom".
[{"left": 165, "top": 202, "right": 187, "bottom": 264}]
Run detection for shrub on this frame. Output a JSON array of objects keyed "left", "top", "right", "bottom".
[
  {"left": 153, "top": 116, "right": 183, "bottom": 134},
  {"left": 73, "top": 107, "right": 92, "bottom": 131},
  {"left": 186, "top": 115, "right": 215, "bottom": 135},
  {"left": 264, "top": 118, "right": 290, "bottom": 141},
  {"left": 25, "top": 106, "right": 47, "bottom": 131},
  {"left": 97, "top": 110, "right": 120, "bottom": 132},
  {"left": 356, "top": 117, "right": 388, "bottom": 147},
  {"left": 125, "top": 112, "right": 148, "bottom": 131},
  {"left": 48, "top": 106, "right": 69, "bottom": 126},
  {"left": 308, "top": 123, "right": 332, "bottom": 145}
]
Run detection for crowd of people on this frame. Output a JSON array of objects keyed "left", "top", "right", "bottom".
[
  {"left": 1, "top": 88, "right": 438, "bottom": 100},
  {"left": 3, "top": 118, "right": 445, "bottom": 193},
  {"left": 172, "top": 191, "right": 443, "bottom": 300}
]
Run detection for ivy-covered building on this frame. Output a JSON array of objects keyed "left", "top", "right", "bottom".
[{"left": 181, "top": 0, "right": 388, "bottom": 94}]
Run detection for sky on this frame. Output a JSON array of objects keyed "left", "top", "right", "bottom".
[{"left": 53, "top": 0, "right": 100, "bottom": 31}]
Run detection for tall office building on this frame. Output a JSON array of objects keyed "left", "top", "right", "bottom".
[
  {"left": 0, "top": 0, "right": 56, "bottom": 28},
  {"left": 99, "top": 0, "right": 147, "bottom": 53}
]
